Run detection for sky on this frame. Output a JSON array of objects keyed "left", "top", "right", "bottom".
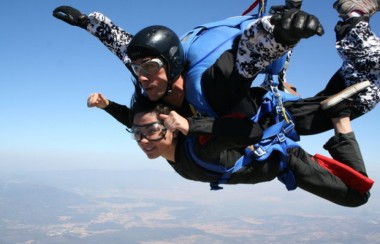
[{"left": 1, "top": 0, "right": 380, "bottom": 184}]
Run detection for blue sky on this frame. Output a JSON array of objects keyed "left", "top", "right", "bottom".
[{"left": 1, "top": 0, "right": 380, "bottom": 184}]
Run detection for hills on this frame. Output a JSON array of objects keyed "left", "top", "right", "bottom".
[{"left": 0, "top": 170, "right": 379, "bottom": 244}]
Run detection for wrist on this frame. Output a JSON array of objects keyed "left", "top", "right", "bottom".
[
  {"left": 77, "top": 14, "right": 88, "bottom": 29},
  {"left": 102, "top": 100, "right": 112, "bottom": 110}
]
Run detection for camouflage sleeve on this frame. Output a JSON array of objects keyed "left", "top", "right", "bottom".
[
  {"left": 236, "top": 16, "right": 294, "bottom": 79},
  {"left": 85, "top": 12, "right": 133, "bottom": 68},
  {"left": 337, "top": 20, "right": 380, "bottom": 114}
]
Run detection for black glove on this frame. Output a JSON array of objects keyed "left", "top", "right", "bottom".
[
  {"left": 52, "top": 6, "right": 88, "bottom": 29},
  {"left": 271, "top": 8, "right": 324, "bottom": 45}
]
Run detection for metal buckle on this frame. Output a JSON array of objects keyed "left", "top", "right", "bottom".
[
  {"left": 282, "top": 121, "right": 295, "bottom": 134},
  {"left": 254, "top": 146, "right": 267, "bottom": 157},
  {"left": 276, "top": 105, "right": 283, "bottom": 115},
  {"left": 277, "top": 132, "right": 286, "bottom": 143}
]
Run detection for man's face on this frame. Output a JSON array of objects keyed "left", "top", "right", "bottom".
[
  {"left": 132, "top": 111, "right": 174, "bottom": 159},
  {"left": 131, "top": 57, "right": 168, "bottom": 101}
]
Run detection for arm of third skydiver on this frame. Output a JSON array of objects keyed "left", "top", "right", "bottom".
[{"left": 53, "top": 6, "right": 134, "bottom": 71}]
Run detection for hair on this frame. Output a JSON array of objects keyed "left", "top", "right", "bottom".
[{"left": 129, "top": 90, "right": 173, "bottom": 125}]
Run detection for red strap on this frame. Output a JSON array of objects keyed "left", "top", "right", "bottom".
[
  {"left": 313, "top": 154, "right": 374, "bottom": 194},
  {"left": 242, "top": 0, "right": 261, "bottom": 15}
]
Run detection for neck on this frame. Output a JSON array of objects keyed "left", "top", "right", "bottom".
[
  {"left": 163, "top": 76, "right": 185, "bottom": 108},
  {"left": 162, "top": 143, "right": 177, "bottom": 162}
]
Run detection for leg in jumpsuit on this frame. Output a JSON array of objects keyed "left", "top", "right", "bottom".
[{"left": 287, "top": 132, "right": 370, "bottom": 207}]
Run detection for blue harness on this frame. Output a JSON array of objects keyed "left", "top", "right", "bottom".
[
  {"left": 185, "top": 79, "right": 301, "bottom": 191},
  {"left": 181, "top": 14, "right": 288, "bottom": 117},
  {"left": 180, "top": 4, "right": 301, "bottom": 191}
]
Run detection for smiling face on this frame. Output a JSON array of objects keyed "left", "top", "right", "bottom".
[
  {"left": 132, "top": 111, "right": 176, "bottom": 160},
  {"left": 132, "top": 57, "right": 169, "bottom": 101}
]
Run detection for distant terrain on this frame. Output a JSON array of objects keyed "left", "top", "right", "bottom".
[{"left": 0, "top": 170, "right": 379, "bottom": 244}]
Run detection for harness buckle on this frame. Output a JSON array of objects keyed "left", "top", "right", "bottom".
[
  {"left": 272, "top": 86, "right": 279, "bottom": 95},
  {"left": 282, "top": 120, "right": 295, "bottom": 134},
  {"left": 275, "top": 105, "right": 283, "bottom": 115},
  {"left": 254, "top": 146, "right": 267, "bottom": 157},
  {"left": 277, "top": 132, "right": 286, "bottom": 143}
]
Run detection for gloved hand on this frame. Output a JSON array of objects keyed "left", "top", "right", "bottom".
[
  {"left": 285, "top": 0, "right": 303, "bottom": 9},
  {"left": 52, "top": 6, "right": 88, "bottom": 29},
  {"left": 271, "top": 8, "right": 324, "bottom": 45},
  {"left": 270, "top": 0, "right": 302, "bottom": 15}
]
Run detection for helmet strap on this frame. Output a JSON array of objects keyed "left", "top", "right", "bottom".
[
  {"left": 162, "top": 79, "right": 173, "bottom": 97},
  {"left": 162, "top": 67, "right": 174, "bottom": 97}
]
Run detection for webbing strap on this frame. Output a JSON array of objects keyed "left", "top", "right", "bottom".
[
  {"left": 182, "top": 0, "right": 301, "bottom": 190},
  {"left": 185, "top": 115, "right": 300, "bottom": 191},
  {"left": 242, "top": 0, "right": 267, "bottom": 16}
]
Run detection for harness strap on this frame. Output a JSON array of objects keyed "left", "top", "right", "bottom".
[
  {"left": 181, "top": 0, "right": 301, "bottom": 191},
  {"left": 185, "top": 113, "right": 300, "bottom": 191},
  {"left": 181, "top": 11, "right": 291, "bottom": 117},
  {"left": 188, "top": 77, "right": 301, "bottom": 191},
  {"left": 242, "top": 0, "right": 267, "bottom": 16},
  {"left": 250, "top": 71, "right": 301, "bottom": 190}
]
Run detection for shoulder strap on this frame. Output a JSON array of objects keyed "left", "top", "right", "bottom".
[{"left": 181, "top": 15, "right": 256, "bottom": 70}]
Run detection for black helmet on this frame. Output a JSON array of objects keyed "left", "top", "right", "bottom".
[{"left": 127, "top": 25, "right": 185, "bottom": 84}]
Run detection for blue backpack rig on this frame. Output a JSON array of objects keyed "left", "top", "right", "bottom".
[{"left": 181, "top": 0, "right": 302, "bottom": 191}]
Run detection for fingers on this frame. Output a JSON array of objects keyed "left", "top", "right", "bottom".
[
  {"left": 158, "top": 114, "right": 168, "bottom": 120},
  {"left": 270, "top": 13, "right": 283, "bottom": 25},
  {"left": 283, "top": 10, "right": 324, "bottom": 42},
  {"left": 52, "top": 11, "right": 68, "bottom": 21},
  {"left": 52, "top": 6, "right": 76, "bottom": 15},
  {"left": 286, "top": 11, "right": 324, "bottom": 36},
  {"left": 160, "top": 111, "right": 189, "bottom": 135},
  {"left": 285, "top": 0, "right": 302, "bottom": 9},
  {"left": 52, "top": 6, "right": 86, "bottom": 27},
  {"left": 87, "top": 93, "right": 109, "bottom": 109},
  {"left": 87, "top": 93, "right": 102, "bottom": 107},
  {"left": 160, "top": 112, "right": 179, "bottom": 132},
  {"left": 52, "top": 12, "right": 73, "bottom": 25},
  {"left": 52, "top": 6, "right": 70, "bottom": 19},
  {"left": 304, "top": 14, "right": 324, "bottom": 36},
  {"left": 161, "top": 113, "right": 177, "bottom": 132},
  {"left": 98, "top": 93, "right": 106, "bottom": 101},
  {"left": 315, "top": 22, "right": 325, "bottom": 36},
  {"left": 292, "top": 11, "right": 307, "bottom": 31},
  {"left": 52, "top": 6, "right": 65, "bottom": 16},
  {"left": 87, "top": 93, "right": 98, "bottom": 107}
]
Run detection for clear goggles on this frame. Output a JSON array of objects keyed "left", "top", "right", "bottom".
[
  {"left": 131, "top": 58, "right": 164, "bottom": 76},
  {"left": 130, "top": 122, "right": 167, "bottom": 142}
]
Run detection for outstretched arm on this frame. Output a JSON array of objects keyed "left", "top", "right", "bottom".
[
  {"left": 236, "top": 8, "right": 324, "bottom": 79},
  {"left": 85, "top": 12, "right": 133, "bottom": 69},
  {"left": 53, "top": 6, "right": 133, "bottom": 71},
  {"left": 87, "top": 93, "right": 132, "bottom": 128}
]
